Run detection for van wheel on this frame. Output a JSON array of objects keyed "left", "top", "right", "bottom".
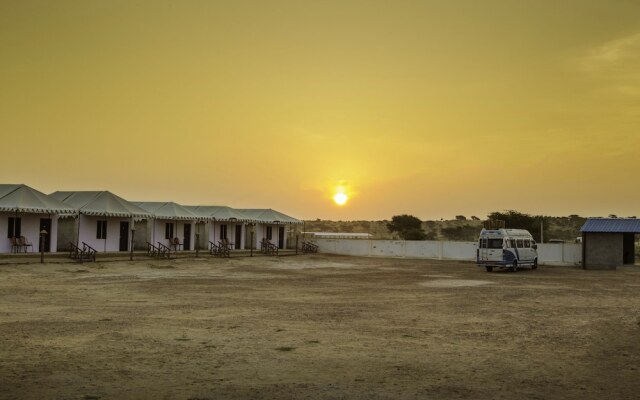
[
  {"left": 510, "top": 261, "right": 518, "bottom": 272},
  {"left": 485, "top": 266, "right": 493, "bottom": 272},
  {"left": 532, "top": 258, "right": 538, "bottom": 270}
]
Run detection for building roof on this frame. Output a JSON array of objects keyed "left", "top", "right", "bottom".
[
  {"left": 0, "top": 184, "right": 76, "bottom": 214},
  {"left": 237, "top": 208, "right": 303, "bottom": 224},
  {"left": 580, "top": 218, "right": 640, "bottom": 233},
  {"left": 185, "top": 206, "right": 252, "bottom": 222},
  {"left": 133, "top": 202, "right": 197, "bottom": 220},
  {"left": 51, "top": 191, "right": 150, "bottom": 218}
]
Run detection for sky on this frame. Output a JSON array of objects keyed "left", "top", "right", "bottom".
[{"left": 1, "top": 0, "right": 639, "bottom": 220}]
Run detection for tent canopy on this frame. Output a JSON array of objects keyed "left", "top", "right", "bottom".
[
  {"left": 237, "top": 208, "right": 302, "bottom": 224},
  {"left": 51, "top": 191, "right": 150, "bottom": 218},
  {"left": 185, "top": 205, "right": 252, "bottom": 222},
  {"left": 134, "top": 202, "right": 197, "bottom": 220},
  {"left": 0, "top": 184, "right": 76, "bottom": 214}
]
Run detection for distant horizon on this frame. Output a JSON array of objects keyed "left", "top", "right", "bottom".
[{"left": 2, "top": 1, "right": 638, "bottom": 220}]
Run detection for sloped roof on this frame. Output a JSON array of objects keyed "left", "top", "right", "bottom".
[
  {"left": 185, "top": 205, "right": 251, "bottom": 222},
  {"left": 580, "top": 218, "right": 640, "bottom": 233},
  {"left": 0, "top": 184, "right": 76, "bottom": 214},
  {"left": 133, "top": 202, "right": 197, "bottom": 220},
  {"left": 237, "top": 208, "right": 302, "bottom": 224},
  {"left": 51, "top": 191, "right": 150, "bottom": 218}
]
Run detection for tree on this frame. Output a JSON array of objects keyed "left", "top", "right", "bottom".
[
  {"left": 487, "top": 210, "right": 548, "bottom": 243},
  {"left": 470, "top": 216, "right": 480, "bottom": 220},
  {"left": 455, "top": 215, "right": 466, "bottom": 220},
  {"left": 387, "top": 215, "right": 427, "bottom": 240}
]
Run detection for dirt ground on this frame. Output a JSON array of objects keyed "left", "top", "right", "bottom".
[{"left": 1, "top": 254, "right": 639, "bottom": 400}]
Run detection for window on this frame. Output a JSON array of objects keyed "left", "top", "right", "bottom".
[
  {"left": 524, "top": 239, "right": 530, "bottom": 248},
  {"left": 516, "top": 239, "right": 524, "bottom": 248},
  {"left": 266, "top": 226, "right": 273, "bottom": 240},
  {"left": 7, "top": 217, "right": 21, "bottom": 238},
  {"left": 220, "top": 224, "right": 227, "bottom": 240},
  {"left": 165, "top": 223, "right": 174, "bottom": 239},
  {"left": 488, "top": 239, "right": 503, "bottom": 249},
  {"left": 97, "top": 220, "right": 107, "bottom": 239}
]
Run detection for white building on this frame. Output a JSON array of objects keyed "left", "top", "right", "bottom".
[
  {"left": 133, "top": 202, "right": 198, "bottom": 251},
  {"left": 0, "top": 184, "right": 75, "bottom": 253},
  {"left": 51, "top": 191, "right": 150, "bottom": 253},
  {"left": 185, "top": 206, "right": 252, "bottom": 251},
  {"left": 237, "top": 209, "right": 303, "bottom": 250}
]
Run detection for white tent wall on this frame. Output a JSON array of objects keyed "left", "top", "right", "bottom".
[
  {"left": 79, "top": 214, "right": 130, "bottom": 252},
  {"left": 208, "top": 221, "right": 245, "bottom": 250},
  {"left": 0, "top": 212, "right": 59, "bottom": 253},
  {"left": 152, "top": 219, "right": 195, "bottom": 250},
  {"left": 254, "top": 223, "right": 288, "bottom": 249}
]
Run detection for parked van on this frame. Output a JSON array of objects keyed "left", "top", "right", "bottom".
[{"left": 476, "top": 229, "right": 538, "bottom": 272}]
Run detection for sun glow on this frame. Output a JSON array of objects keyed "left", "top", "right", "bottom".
[{"left": 333, "top": 192, "right": 349, "bottom": 206}]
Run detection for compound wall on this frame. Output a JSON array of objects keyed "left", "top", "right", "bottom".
[{"left": 314, "top": 239, "right": 582, "bottom": 266}]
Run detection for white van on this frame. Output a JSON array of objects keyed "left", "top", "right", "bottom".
[{"left": 476, "top": 228, "right": 538, "bottom": 272}]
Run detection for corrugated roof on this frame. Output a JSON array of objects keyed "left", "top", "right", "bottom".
[
  {"left": 133, "top": 202, "right": 197, "bottom": 220},
  {"left": 580, "top": 218, "right": 640, "bottom": 233},
  {"left": 0, "top": 184, "right": 76, "bottom": 214},
  {"left": 184, "top": 206, "right": 251, "bottom": 222},
  {"left": 236, "top": 208, "right": 303, "bottom": 225},
  {"left": 51, "top": 191, "right": 150, "bottom": 218}
]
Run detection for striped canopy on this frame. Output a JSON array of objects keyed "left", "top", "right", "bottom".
[
  {"left": 0, "top": 184, "right": 76, "bottom": 214},
  {"left": 51, "top": 191, "right": 150, "bottom": 218}
]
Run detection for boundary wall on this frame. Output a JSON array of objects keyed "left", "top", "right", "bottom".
[{"left": 314, "top": 239, "right": 582, "bottom": 266}]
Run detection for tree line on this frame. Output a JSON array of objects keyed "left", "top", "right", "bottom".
[{"left": 387, "top": 211, "right": 557, "bottom": 242}]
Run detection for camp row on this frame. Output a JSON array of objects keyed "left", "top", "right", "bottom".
[{"left": 0, "top": 184, "right": 302, "bottom": 254}]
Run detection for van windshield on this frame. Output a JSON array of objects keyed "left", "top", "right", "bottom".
[{"left": 487, "top": 239, "right": 503, "bottom": 249}]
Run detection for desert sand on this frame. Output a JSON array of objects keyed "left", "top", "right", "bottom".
[{"left": 1, "top": 254, "right": 639, "bottom": 399}]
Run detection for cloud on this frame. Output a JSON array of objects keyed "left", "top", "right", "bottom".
[{"left": 580, "top": 32, "right": 640, "bottom": 96}]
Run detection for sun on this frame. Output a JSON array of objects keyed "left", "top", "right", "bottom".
[{"left": 333, "top": 192, "right": 349, "bottom": 206}]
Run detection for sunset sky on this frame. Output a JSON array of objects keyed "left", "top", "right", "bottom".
[{"left": 1, "top": 0, "right": 639, "bottom": 220}]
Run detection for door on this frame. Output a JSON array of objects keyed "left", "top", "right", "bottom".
[
  {"left": 39, "top": 218, "right": 52, "bottom": 252},
  {"left": 235, "top": 225, "right": 242, "bottom": 249},
  {"left": 278, "top": 226, "right": 285, "bottom": 249},
  {"left": 183, "top": 224, "right": 191, "bottom": 251},
  {"left": 119, "top": 221, "right": 129, "bottom": 251}
]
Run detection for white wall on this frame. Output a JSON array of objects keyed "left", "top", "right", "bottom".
[
  {"left": 0, "top": 212, "right": 59, "bottom": 253},
  {"left": 149, "top": 219, "right": 195, "bottom": 250},
  {"left": 78, "top": 215, "right": 131, "bottom": 252},
  {"left": 207, "top": 222, "right": 245, "bottom": 250},
  {"left": 314, "top": 239, "right": 582, "bottom": 266},
  {"left": 254, "top": 223, "right": 288, "bottom": 249}
]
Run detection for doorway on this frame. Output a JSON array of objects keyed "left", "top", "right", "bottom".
[
  {"left": 183, "top": 224, "right": 191, "bottom": 251},
  {"left": 235, "top": 225, "right": 242, "bottom": 249},
  {"left": 119, "top": 221, "right": 129, "bottom": 251},
  {"left": 278, "top": 226, "right": 285, "bottom": 249},
  {"left": 39, "top": 218, "right": 52, "bottom": 252}
]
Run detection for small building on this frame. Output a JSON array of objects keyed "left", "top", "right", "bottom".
[
  {"left": 133, "top": 202, "right": 198, "bottom": 250},
  {"left": 0, "top": 184, "right": 75, "bottom": 253},
  {"left": 580, "top": 218, "right": 640, "bottom": 270},
  {"left": 51, "top": 191, "right": 150, "bottom": 253},
  {"left": 237, "top": 208, "right": 303, "bottom": 250},
  {"left": 185, "top": 206, "right": 252, "bottom": 250}
]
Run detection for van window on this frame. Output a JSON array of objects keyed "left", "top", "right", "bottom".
[
  {"left": 516, "top": 239, "right": 524, "bottom": 248},
  {"left": 488, "top": 239, "right": 503, "bottom": 249},
  {"left": 479, "top": 239, "right": 483, "bottom": 248},
  {"left": 524, "top": 239, "right": 530, "bottom": 248},
  {"left": 505, "top": 239, "right": 512, "bottom": 248}
]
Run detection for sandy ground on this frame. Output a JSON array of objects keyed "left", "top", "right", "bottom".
[{"left": 1, "top": 254, "right": 639, "bottom": 400}]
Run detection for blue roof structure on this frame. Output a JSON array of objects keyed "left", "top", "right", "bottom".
[{"left": 580, "top": 218, "right": 640, "bottom": 233}]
